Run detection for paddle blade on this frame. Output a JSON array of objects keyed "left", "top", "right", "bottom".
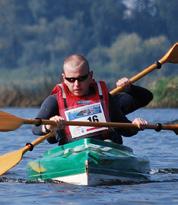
[
  {"left": 160, "top": 42, "right": 178, "bottom": 64},
  {"left": 0, "top": 149, "right": 23, "bottom": 175},
  {"left": 0, "top": 111, "right": 24, "bottom": 131}
]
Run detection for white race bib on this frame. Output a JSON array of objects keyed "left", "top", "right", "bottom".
[{"left": 65, "top": 102, "right": 108, "bottom": 138}]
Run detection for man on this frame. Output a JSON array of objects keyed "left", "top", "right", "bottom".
[{"left": 32, "top": 54, "right": 153, "bottom": 145}]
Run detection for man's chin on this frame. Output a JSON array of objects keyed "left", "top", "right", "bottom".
[{"left": 73, "top": 91, "right": 83, "bottom": 96}]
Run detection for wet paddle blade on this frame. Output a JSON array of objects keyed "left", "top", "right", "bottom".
[
  {"left": 0, "top": 132, "right": 54, "bottom": 176},
  {"left": 0, "top": 111, "right": 24, "bottom": 131},
  {"left": 0, "top": 149, "right": 23, "bottom": 175}
]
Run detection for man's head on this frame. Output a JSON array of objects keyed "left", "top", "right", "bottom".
[{"left": 62, "top": 54, "right": 93, "bottom": 96}]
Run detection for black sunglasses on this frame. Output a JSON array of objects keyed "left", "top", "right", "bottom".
[{"left": 65, "top": 73, "right": 89, "bottom": 83}]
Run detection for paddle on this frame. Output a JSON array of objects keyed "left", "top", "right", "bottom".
[
  {"left": 0, "top": 111, "right": 177, "bottom": 134},
  {"left": 0, "top": 111, "right": 57, "bottom": 132},
  {"left": 110, "top": 42, "right": 178, "bottom": 95},
  {"left": 0, "top": 131, "right": 55, "bottom": 175}
]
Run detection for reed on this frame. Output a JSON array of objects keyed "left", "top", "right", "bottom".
[
  {"left": 149, "top": 77, "right": 178, "bottom": 107},
  {"left": 0, "top": 76, "right": 177, "bottom": 108}
]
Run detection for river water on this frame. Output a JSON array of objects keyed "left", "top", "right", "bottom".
[{"left": 0, "top": 107, "right": 178, "bottom": 205}]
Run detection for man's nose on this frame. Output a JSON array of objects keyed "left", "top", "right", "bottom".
[{"left": 74, "top": 79, "right": 80, "bottom": 86}]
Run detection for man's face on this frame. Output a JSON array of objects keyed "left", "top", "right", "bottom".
[{"left": 62, "top": 65, "right": 93, "bottom": 96}]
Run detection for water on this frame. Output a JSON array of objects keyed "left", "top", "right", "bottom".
[{"left": 0, "top": 108, "right": 178, "bottom": 205}]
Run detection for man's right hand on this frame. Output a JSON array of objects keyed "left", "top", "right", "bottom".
[{"left": 42, "top": 115, "right": 65, "bottom": 133}]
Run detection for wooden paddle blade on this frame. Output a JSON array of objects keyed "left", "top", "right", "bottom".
[
  {"left": 0, "top": 111, "right": 24, "bottom": 132},
  {"left": 0, "top": 149, "right": 23, "bottom": 175},
  {"left": 160, "top": 42, "right": 178, "bottom": 64},
  {"left": 0, "top": 132, "right": 54, "bottom": 176}
]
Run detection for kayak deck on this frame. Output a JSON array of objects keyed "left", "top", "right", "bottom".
[{"left": 27, "top": 138, "right": 150, "bottom": 185}]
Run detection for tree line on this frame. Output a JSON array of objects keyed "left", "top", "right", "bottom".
[{"left": 0, "top": 0, "right": 177, "bottom": 107}]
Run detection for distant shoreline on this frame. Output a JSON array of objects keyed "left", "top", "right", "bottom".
[
  {"left": 0, "top": 76, "right": 177, "bottom": 108},
  {"left": 0, "top": 91, "right": 177, "bottom": 108}
]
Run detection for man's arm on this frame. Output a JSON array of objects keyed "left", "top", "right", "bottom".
[
  {"left": 32, "top": 95, "right": 59, "bottom": 143},
  {"left": 112, "top": 85, "right": 153, "bottom": 115},
  {"left": 109, "top": 97, "right": 139, "bottom": 137}
]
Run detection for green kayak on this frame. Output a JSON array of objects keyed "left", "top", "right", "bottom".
[{"left": 27, "top": 138, "right": 150, "bottom": 185}]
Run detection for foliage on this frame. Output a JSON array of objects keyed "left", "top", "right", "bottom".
[
  {"left": 0, "top": 0, "right": 177, "bottom": 107},
  {"left": 149, "top": 77, "right": 178, "bottom": 107},
  {"left": 0, "top": 0, "right": 177, "bottom": 72}
]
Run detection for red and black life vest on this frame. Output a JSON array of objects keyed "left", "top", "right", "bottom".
[{"left": 51, "top": 80, "right": 110, "bottom": 143}]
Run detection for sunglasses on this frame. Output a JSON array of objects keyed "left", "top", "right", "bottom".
[{"left": 64, "top": 73, "right": 89, "bottom": 83}]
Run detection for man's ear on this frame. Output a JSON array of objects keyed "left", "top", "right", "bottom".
[{"left": 61, "top": 73, "right": 65, "bottom": 81}]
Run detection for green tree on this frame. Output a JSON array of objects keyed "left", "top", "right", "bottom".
[
  {"left": 124, "top": 0, "right": 166, "bottom": 39},
  {"left": 154, "top": 0, "right": 178, "bottom": 43}
]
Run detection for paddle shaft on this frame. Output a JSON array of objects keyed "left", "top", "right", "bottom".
[
  {"left": 0, "top": 111, "right": 177, "bottom": 134},
  {"left": 23, "top": 131, "right": 55, "bottom": 153},
  {"left": 23, "top": 118, "right": 57, "bottom": 127},
  {"left": 25, "top": 118, "right": 178, "bottom": 134},
  {"left": 110, "top": 62, "right": 161, "bottom": 95},
  {"left": 22, "top": 118, "right": 178, "bottom": 132},
  {"left": 16, "top": 132, "right": 55, "bottom": 157},
  {"left": 110, "top": 42, "right": 178, "bottom": 95},
  {"left": 64, "top": 121, "right": 178, "bottom": 134}
]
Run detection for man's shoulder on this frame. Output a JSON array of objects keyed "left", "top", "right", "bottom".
[
  {"left": 43, "top": 94, "right": 57, "bottom": 106},
  {"left": 47, "top": 94, "right": 57, "bottom": 100}
]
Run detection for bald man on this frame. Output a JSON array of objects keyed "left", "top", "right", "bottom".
[{"left": 32, "top": 54, "right": 153, "bottom": 145}]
